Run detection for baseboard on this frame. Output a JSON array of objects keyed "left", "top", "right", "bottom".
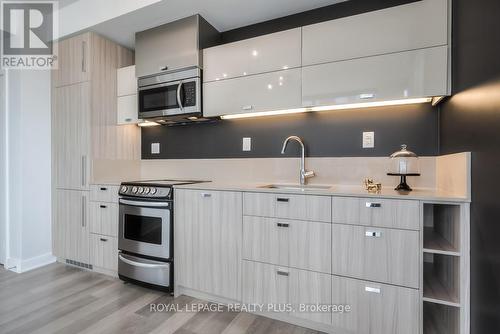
[{"left": 11, "top": 253, "right": 56, "bottom": 273}]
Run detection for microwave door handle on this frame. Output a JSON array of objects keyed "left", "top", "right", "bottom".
[{"left": 177, "top": 81, "right": 184, "bottom": 110}]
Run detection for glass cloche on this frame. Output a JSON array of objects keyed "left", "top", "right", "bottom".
[{"left": 387, "top": 145, "right": 420, "bottom": 191}]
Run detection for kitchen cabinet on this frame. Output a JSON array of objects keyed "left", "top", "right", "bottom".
[
  {"left": 331, "top": 224, "right": 420, "bottom": 288},
  {"left": 243, "top": 192, "right": 331, "bottom": 222},
  {"left": 243, "top": 216, "right": 332, "bottom": 273},
  {"left": 203, "top": 28, "right": 301, "bottom": 82},
  {"left": 52, "top": 33, "right": 91, "bottom": 87},
  {"left": 52, "top": 82, "right": 91, "bottom": 190},
  {"left": 331, "top": 275, "right": 420, "bottom": 334},
  {"left": 89, "top": 201, "right": 118, "bottom": 237},
  {"left": 90, "top": 234, "right": 118, "bottom": 273},
  {"left": 302, "top": 0, "right": 449, "bottom": 66},
  {"left": 117, "top": 65, "right": 140, "bottom": 125},
  {"left": 242, "top": 260, "right": 289, "bottom": 309},
  {"left": 52, "top": 32, "right": 137, "bottom": 268},
  {"left": 175, "top": 189, "right": 242, "bottom": 301},
  {"left": 332, "top": 197, "right": 420, "bottom": 230},
  {"left": 52, "top": 189, "right": 89, "bottom": 264},
  {"left": 203, "top": 68, "right": 302, "bottom": 118},
  {"left": 302, "top": 46, "right": 449, "bottom": 108}
]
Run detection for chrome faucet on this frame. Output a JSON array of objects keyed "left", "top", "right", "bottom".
[{"left": 281, "top": 136, "right": 315, "bottom": 185}]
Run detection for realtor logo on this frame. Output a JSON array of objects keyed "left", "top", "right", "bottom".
[{"left": 1, "top": 1, "right": 58, "bottom": 69}]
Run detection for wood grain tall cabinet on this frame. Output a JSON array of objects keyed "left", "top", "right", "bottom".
[{"left": 51, "top": 32, "right": 138, "bottom": 267}]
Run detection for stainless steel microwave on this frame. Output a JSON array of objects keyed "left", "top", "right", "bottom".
[{"left": 138, "top": 66, "right": 201, "bottom": 120}]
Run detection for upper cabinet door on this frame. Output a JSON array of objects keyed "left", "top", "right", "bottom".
[
  {"left": 302, "top": 0, "right": 449, "bottom": 66},
  {"left": 135, "top": 16, "right": 200, "bottom": 78},
  {"left": 117, "top": 65, "right": 137, "bottom": 96},
  {"left": 203, "top": 68, "right": 301, "bottom": 117},
  {"left": 52, "top": 33, "right": 91, "bottom": 87},
  {"left": 52, "top": 82, "right": 91, "bottom": 190},
  {"left": 203, "top": 28, "right": 301, "bottom": 82},
  {"left": 302, "top": 46, "right": 449, "bottom": 107}
]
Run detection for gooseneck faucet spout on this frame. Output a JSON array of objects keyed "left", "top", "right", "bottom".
[{"left": 281, "top": 136, "right": 315, "bottom": 186}]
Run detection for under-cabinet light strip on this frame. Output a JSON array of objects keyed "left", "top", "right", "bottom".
[{"left": 220, "top": 97, "right": 433, "bottom": 120}]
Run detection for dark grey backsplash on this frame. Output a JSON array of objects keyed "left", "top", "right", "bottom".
[{"left": 142, "top": 103, "right": 438, "bottom": 159}]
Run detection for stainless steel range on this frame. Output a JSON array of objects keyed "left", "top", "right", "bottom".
[{"left": 118, "top": 179, "right": 204, "bottom": 291}]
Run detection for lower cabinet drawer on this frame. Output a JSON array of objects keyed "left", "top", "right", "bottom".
[
  {"left": 243, "top": 192, "right": 331, "bottom": 222},
  {"left": 242, "top": 260, "right": 332, "bottom": 325},
  {"left": 331, "top": 224, "right": 419, "bottom": 288},
  {"left": 243, "top": 216, "right": 332, "bottom": 273},
  {"left": 90, "top": 234, "right": 118, "bottom": 271},
  {"left": 331, "top": 275, "right": 419, "bottom": 334},
  {"left": 89, "top": 202, "right": 118, "bottom": 237},
  {"left": 90, "top": 185, "right": 119, "bottom": 203},
  {"left": 332, "top": 197, "right": 420, "bottom": 230}
]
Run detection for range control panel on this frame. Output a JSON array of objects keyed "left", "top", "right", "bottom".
[{"left": 119, "top": 185, "right": 171, "bottom": 199}]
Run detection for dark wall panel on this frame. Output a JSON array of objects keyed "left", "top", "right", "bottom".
[
  {"left": 440, "top": 0, "right": 500, "bottom": 333},
  {"left": 142, "top": 104, "right": 437, "bottom": 159}
]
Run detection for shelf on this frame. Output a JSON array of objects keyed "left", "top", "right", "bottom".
[
  {"left": 424, "top": 227, "right": 460, "bottom": 256},
  {"left": 423, "top": 260, "right": 460, "bottom": 307},
  {"left": 424, "top": 302, "right": 460, "bottom": 334}
]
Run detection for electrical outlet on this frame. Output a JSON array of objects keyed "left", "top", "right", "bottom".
[
  {"left": 242, "top": 137, "right": 252, "bottom": 151},
  {"left": 363, "top": 132, "right": 375, "bottom": 148},
  {"left": 151, "top": 142, "right": 160, "bottom": 154}
]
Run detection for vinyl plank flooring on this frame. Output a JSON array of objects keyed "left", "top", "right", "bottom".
[{"left": 0, "top": 263, "right": 326, "bottom": 334}]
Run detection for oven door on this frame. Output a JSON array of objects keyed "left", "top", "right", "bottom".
[
  {"left": 138, "top": 78, "right": 200, "bottom": 119},
  {"left": 118, "top": 198, "right": 171, "bottom": 260}
]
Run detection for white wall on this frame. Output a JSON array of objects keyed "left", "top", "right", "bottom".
[
  {"left": 58, "top": 0, "right": 161, "bottom": 37},
  {"left": 0, "top": 71, "right": 6, "bottom": 265},
  {"left": 4, "top": 70, "right": 54, "bottom": 272}
]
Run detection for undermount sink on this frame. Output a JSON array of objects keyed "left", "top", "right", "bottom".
[{"left": 259, "top": 184, "right": 333, "bottom": 191}]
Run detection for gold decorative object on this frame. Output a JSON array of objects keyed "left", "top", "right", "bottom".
[{"left": 364, "top": 178, "right": 382, "bottom": 193}]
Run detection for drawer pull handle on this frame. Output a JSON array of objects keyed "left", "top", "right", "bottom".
[
  {"left": 366, "top": 202, "right": 381, "bottom": 208},
  {"left": 277, "top": 223, "right": 289, "bottom": 228},
  {"left": 277, "top": 198, "right": 289, "bottom": 203},
  {"left": 100, "top": 238, "right": 108, "bottom": 242},
  {"left": 365, "top": 286, "right": 381, "bottom": 294},
  {"left": 360, "top": 93, "right": 375, "bottom": 99},
  {"left": 100, "top": 205, "right": 107, "bottom": 209},
  {"left": 100, "top": 187, "right": 108, "bottom": 191},
  {"left": 242, "top": 105, "right": 254, "bottom": 111},
  {"left": 276, "top": 270, "right": 289, "bottom": 276},
  {"left": 365, "top": 231, "right": 382, "bottom": 237},
  {"left": 201, "top": 193, "right": 212, "bottom": 198}
]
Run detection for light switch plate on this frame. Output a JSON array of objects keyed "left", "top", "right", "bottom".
[
  {"left": 363, "top": 132, "right": 375, "bottom": 148},
  {"left": 151, "top": 142, "right": 160, "bottom": 154},
  {"left": 243, "top": 137, "right": 251, "bottom": 151}
]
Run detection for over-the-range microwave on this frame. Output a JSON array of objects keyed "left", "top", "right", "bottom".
[{"left": 138, "top": 66, "right": 201, "bottom": 121}]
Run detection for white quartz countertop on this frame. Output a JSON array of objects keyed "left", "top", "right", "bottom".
[{"left": 173, "top": 182, "right": 470, "bottom": 202}]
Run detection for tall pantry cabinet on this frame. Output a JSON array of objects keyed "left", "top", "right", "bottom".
[{"left": 51, "top": 32, "right": 138, "bottom": 266}]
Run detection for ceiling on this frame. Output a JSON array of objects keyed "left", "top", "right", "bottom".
[{"left": 88, "top": 0, "right": 347, "bottom": 49}]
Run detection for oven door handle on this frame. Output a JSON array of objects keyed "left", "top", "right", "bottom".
[
  {"left": 176, "top": 80, "right": 184, "bottom": 110},
  {"left": 119, "top": 199, "right": 170, "bottom": 208},
  {"left": 119, "top": 254, "right": 169, "bottom": 269}
]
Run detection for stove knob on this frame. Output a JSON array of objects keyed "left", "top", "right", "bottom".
[
  {"left": 131, "top": 186, "right": 138, "bottom": 194},
  {"left": 137, "top": 187, "right": 144, "bottom": 194},
  {"left": 150, "top": 187, "right": 157, "bottom": 195},
  {"left": 120, "top": 186, "right": 128, "bottom": 193},
  {"left": 144, "top": 187, "right": 150, "bottom": 195}
]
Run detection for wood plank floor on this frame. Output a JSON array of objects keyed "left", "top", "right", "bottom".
[{"left": 0, "top": 264, "right": 325, "bottom": 334}]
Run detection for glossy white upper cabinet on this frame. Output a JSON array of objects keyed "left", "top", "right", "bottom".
[
  {"left": 116, "top": 65, "right": 140, "bottom": 125},
  {"left": 204, "top": 68, "right": 301, "bottom": 117},
  {"left": 302, "top": 0, "right": 449, "bottom": 66},
  {"left": 302, "top": 46, "right": 449, "bottom": 108},
  {"left": 203, "top": 28, "right": 301, "bottom": 82},
  {"left": 117, "top": 65, "right": 137, "bottom": 96}
]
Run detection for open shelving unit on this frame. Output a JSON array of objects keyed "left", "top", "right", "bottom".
[{"left": 422, "top": 202, "right": 469, "bottom": 334}]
